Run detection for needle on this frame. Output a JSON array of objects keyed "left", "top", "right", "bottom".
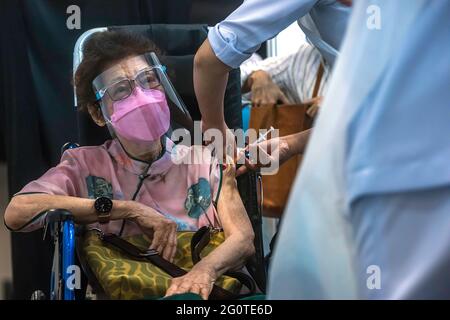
[
  {"left": 255, "top": 126, "right": 274, "bottom": 144},
  {"left": 237, "top": 126, "right": 275, "bottom": 162}
]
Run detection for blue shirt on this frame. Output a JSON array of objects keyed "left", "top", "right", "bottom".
[
  {"left": 268, "top": 0, "right": 450, "bottom": 299},
  {"left": 208, "top": 0, "right": 350, "bottom": 68}
]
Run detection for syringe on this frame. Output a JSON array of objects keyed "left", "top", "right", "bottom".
[
  {"left": 237, "top": 126, "right": 275, "bottom": 162},
  {"left": 255, "top": 126, "right": 275, "bottom": 144}
]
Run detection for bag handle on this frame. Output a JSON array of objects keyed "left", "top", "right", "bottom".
[
  {"left": 312, "top": 62, "right": 324, "bottom": 99},
  {"left": 100, "top": 232, "right": 237, "bottom": 300},
  {"left": 210, "top": 162, "right": 223, "bottom": 228},
  {"left": 302, "top": 61, "right": 325, "bottom": 128}
]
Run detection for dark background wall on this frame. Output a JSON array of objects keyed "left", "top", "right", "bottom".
[{"left": 0, "top": 0, "right": 244, "bottom": 299}]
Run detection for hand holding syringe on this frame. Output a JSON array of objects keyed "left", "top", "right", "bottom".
[{"left": 236, "top": 126, "right": 275, "bottom": 164}]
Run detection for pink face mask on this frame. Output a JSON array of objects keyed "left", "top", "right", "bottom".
[{"left": 109, "top": 87, "right": 170, "bottom": 143}]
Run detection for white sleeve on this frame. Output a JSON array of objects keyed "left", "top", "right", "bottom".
[{"left": 208, "top": 0, "right": 319, "bottom": 68}]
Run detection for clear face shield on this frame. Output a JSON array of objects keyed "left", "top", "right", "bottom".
[{"left": 92, "top": 52, "right": 192, "bottom": 158}]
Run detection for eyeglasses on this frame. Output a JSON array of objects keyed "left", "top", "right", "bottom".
[{"left": 95, "top": 66, "right": 164, "bottom": 102}]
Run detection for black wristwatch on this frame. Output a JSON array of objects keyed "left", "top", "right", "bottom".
[{"left": 94, "top": 196, "right": 113, "bottom": 224}]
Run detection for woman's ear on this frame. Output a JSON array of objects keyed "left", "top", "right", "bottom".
[{"left": 87, "top": 103, "right": 106, "bottom": 126}]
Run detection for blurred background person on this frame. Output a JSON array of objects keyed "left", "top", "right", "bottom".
[{"left": 241, "top": 42, "right": 330, "bottom": 116}]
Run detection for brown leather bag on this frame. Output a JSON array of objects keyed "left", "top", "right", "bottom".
[{"left": 249, "top": 63, "right": 324, "bottom": 218}]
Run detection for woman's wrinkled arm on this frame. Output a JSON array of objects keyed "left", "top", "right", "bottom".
[
  {"left": 165, "top": 163, "right": 255, "bottom": 299},
  {"left": 4, "top": 194, "right": 136, "bottom": 231},
  {"left": 4, "top": 194, "right": 179, "bottom": 262},
  {"left": 196, "top": 164, "right": 255, "bottom": 275}
]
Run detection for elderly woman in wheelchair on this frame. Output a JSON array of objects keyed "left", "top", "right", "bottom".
[{"left": 4, "top": 30, "right": 255, "bottom": 300}]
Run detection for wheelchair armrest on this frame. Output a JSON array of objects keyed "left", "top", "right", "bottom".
[
  {"left": 61, "top": 142, "right": 80, "bottom": 154},
  {"left": 44, "top": 209, "right": 74, "bottom": 224},
  {"left": 43, "top": 209, "right": 74, "bottom": 240}
]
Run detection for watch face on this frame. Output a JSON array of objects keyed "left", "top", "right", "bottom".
[{"left": 95, "top": 197, "right": 113, "bottom": 213}]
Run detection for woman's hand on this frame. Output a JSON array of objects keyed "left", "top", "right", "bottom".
[
  {"left": 304, "top": 96, "right": 323, "bottom": 119},
  {"left": 249, "top": 70, "right": 291, "bottom": 106},
  {"left": 131, "top": 202, "right": 178, "bottom": 262},
  {"left": 165, "top": 266, "right": 216, "bottom": 300}
]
